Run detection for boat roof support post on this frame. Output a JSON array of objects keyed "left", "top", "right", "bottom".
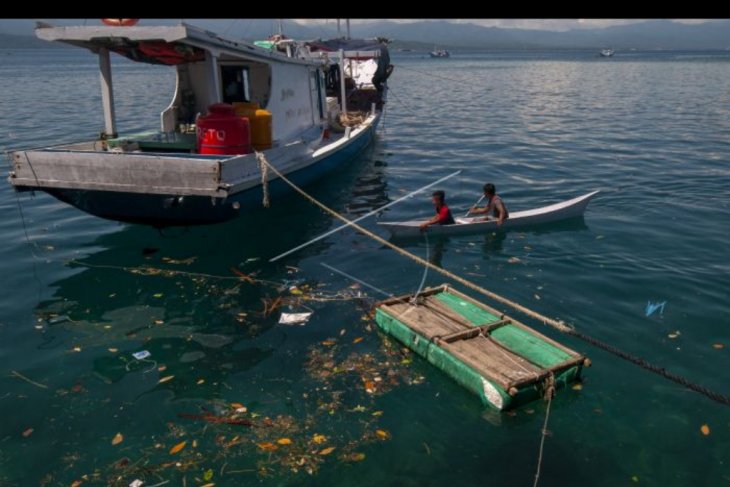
[
  {"left": 98, "top": 47, "right": 117, "bottom": 138},
  {"left": 346, "top": 19, "right": 351, "bottom": 39},
  {"left": 339, "top": 49, "right": 347, "bottom": 116}
]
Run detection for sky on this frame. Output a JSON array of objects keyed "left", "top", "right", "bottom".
[
  {"left": 293, "top": 19, "right": 720, "bottom": 31},
  {"left": 0, "top": 19, "right": 723, "bottom": 36}
]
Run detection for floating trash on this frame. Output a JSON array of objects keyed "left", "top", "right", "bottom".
[
  {"left": 132, "top": 350, "right": 151, "bottom": 360},
  {"left": 279, "top": 312, "right": 313, "bottom": 326},
  {"left": 645, "top": 301, "right": 667, "bottom": 317}
]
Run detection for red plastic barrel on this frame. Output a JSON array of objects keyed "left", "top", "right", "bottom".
[{"left": 197, "top": 103, "right": 252, "bottom": 155}]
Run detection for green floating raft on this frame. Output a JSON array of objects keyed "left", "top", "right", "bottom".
[{"left": 375, "top": 285, "right": 588, "bottom": 410}]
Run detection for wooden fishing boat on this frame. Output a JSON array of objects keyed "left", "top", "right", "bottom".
[
  {"left": 7, "top": 22, "right": 393, "bottom": 227},
  {"left": 378, "top": 190, "right": 599, "bottom": 238},
  {"left": 375, "top": 285, "right": 588, "bottom": 410}
]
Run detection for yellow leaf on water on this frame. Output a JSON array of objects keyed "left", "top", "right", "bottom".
[
  {"left": 321, "top": 340, "right": 336, "bottom": 346},
  {"left": 111, "top": 432, "right": 123, "bottom": 445},
  {"left": 290, "top": 288, "right": 303, "bottom": 295},
  {"left": 572, "top": 383, "right": 583, "bottom": 391},
  {"left": 349, "top": 452, "right": 366, "bottom": 462},
  {"left": 507, "top": 257, "right": 521, "bottom": 264},
  {"left": 312, "top": 434, "right": 327, "bottom": 444},
  {"left": 375, "top": 429, "right": 390, "bottom": 440},
  {"left": 277, "top": 438, "right": 292, "bottom": 445},
  {"left": 153, "top": 293, "right": 163, "bottom": 298},
  {"left": 200, "top": 483, "right": 215, "bottom": 487},
  {"left": 22, "top": 428, "right": 33, "bottom": 438},
  {"left": 318, "top": 446, "right": 336, "bottom": 456},
  {"left": 169, "top": 440, "right": 186, "bottom": 454},
  {"left": 158, "top": 375, "right": 174, "bottom": 384},
  {"left": 108, "top": 348, "right": 118, "bottom": 353},
  {"left": 72, "top": 346, "right": 82, "bottom": 352},
  {"left": 700, "top": 424, "right": 711, "bottom": 436},
  {"left": 257, "top": 442, "right": 278, "bottom": 452},
  {"left": 158, "top": 365, "right": 167, "bottom": 372},
  {"left": 71, "top": 481, "right": 83, "bottom": 487},
  {"left": 371, "top": 411, "right": 383, "bottom": 417},
  {"left": 196, "top": 379, "right": 205, "bottom": 385},
  {"left": 353, "top": 337, "right": 364, "bottom": 344},
  {"left": 712, "top": 343, "right": 725, "bottom": 349},
  {"left": 364, "top": 381, "right": 376, "bottom": 393}
]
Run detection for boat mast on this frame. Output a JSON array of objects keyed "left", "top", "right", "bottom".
[
  {"left": 278, "top": 19, "right": 283, "bottom": 36},
  {"left": 98, "top": 47, "right": 117, "bottom": 138}
]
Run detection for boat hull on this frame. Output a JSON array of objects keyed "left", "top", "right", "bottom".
[
  {"left": 23, "top": 119, "right": 379, "bottom": 227},
  {"left": 379, "top": 190, "right": 599, "bottom": 238}
]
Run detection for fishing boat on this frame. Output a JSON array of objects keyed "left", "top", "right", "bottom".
[
  {"left": 375, "top": 285, "right": 587, "bottom": 410},
  {"left": 7, "top": 21, "right": 393, "bottom": 226},
  {"left": 378, "top": 190, "right": 599, "bottom": 238},
  {"left": 599, "top": 48, "right": 615, "bottom": 57},
  {"left": 429, "top": 49, "right": 450, "bottom": 58}
]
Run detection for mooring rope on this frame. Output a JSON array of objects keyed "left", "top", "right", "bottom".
[
  {"left": 255, "top": 153, "right": 730, "bottom": 407},
  {"left": 533, "top": 377, "right": 555, "bottom": 487},
  {"left": 255, "top": 152, "right": 270, "bottom": 208}
]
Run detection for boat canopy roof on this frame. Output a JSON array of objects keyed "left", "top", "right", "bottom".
[{"left": 35, "top": 22, "right": 321, "bottom": 66}]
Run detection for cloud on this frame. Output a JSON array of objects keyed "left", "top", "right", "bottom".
[{"left": 292, "top": 18, "right": 722, "bottom": 32}]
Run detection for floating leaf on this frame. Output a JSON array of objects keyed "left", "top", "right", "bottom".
[
  {"left": 158, "top": 375, "right": 175, "bottom": 384},
  {"left": 200, "top": 483, "right": 214, "bottom": 487},
  {"left": 72, "top": 346, "right": 82, "bottom": 353},
  {"left": 572, "top": 383, "right": 583, "bottom": 391},
  {"left": 668, "top": 332, "right": 680, "bottom": 339},
  {"left": 352, "top": 337, "right": 364, "bottom": 344},
  {"left": 230, "top": 402, "right": 245, "bottom": 409},
  {"left": 277, "top": 438, "right": 292, "bottom": 445},
  {"left": 700, "top": 424, "right": 710, "bottom": 436},
  {"left": 290, "top": 288, "right": 303, "bottom": 295},
  {"left": 349, "top": 452, "right": 366, "bottom": 462},
  {"left": 372, "top": 411, "right": 383, "bottom": 417},
  {"left": 169, "top": 440, "right": 187, "bottom": 454},
  {"left": 154, "top": 319, "right": 164, "bottom": 325},
  {"left": 71, "top": 481, "right": 83, "bottom": 487},
  {"left": 158, "top": 365, "right": 167, "bottom": 372},
  {"left": 321, "top": 340, "right": 336, "bottom": 346},
  {"left": 507, "top": 257, "right": 521, "bottom": 264},
  {"left": 712, "top": 343, "right": 725, "bottom": 349},
  {"left": 197, "top": 379, "right": 205, "bottom": 385},
  {"left": 631, "top": 476, "right": 639, "bottom": 483},
  {"left": 312, "top": 434, "right": 327, "bottom": 444},
  {"left": 257, "top": 442, "right": 278, "bottom": 452},
  {"left": 22, "top": 428, "right": 33, "bottom": 438},
  {"left": 534, "top": 294, "right": 541, "bottom": 300},
  {"left": 375, "top": 429, "right": 391, "bottom": 440},
  {"left": 364, "top": 381, "right": 376, "bottom": 393},
  {"left": 108, "top": 348, "right": 118, "bottom": 353},
  {"left": 111, "top": 432, "right": 124, "bottom": 445},
  {"left": 318, "top": 446, "right": 336, "bottom": 456},
  {"left": 153, "top": 293, "right": 163, "bottom": 298},
  {"left": 203, "top": 468, "right": 214, "bottom": 481}
]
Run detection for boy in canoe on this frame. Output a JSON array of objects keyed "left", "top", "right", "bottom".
[
  {"left": 470, "top": 183, "right": 509, "bottom": 225},
  {"left": 420, "top": 190, "right": 456, "bottom": 230}
]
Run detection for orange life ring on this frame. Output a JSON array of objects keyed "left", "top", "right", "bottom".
[{"left": 102, "top": 19, "right": 139, "bottom": 27}]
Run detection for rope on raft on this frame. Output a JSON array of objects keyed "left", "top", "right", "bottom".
[
  {"left": 254, "top": 152, "right": 730, "bottom": 408},
  {"left": 256, "top": 151, "right": 270, "bottom": 208}
]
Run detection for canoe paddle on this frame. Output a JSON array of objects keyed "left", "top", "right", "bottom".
[{"left": 464, "top": 194, "right": 486, "bottom": 217}]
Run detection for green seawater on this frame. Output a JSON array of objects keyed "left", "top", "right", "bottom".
[{"left": 0, "top": 48, "right": 728, "bottom": 486}]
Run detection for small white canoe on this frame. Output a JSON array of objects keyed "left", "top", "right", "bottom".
[{"left": 378, "top": 190, "right": 600, "bottom": 238}]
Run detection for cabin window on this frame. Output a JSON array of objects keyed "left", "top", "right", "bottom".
[{"left": 221, "top": 65, "right": 250, "bottom": 104}]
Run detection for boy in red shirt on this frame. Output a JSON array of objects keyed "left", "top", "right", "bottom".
[{"left": 420, "top": 190, "right": 455, "bottom": 231}]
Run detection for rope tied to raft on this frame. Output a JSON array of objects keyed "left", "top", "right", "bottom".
[
  {"left": 255, "top": 151, "right": 270, "bottom": 208},
  {"left": 533, "top": 373, "right": 555, "bottom": 487},
  {"left": 254, "top": 152, "right": 730, "bottom": 407}
]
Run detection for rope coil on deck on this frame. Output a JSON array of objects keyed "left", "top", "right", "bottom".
[{"left": 254, "top": 153, "right": 730, "bottom": 407}]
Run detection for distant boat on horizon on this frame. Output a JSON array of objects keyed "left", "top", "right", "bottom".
[
  {"left": 599, "top": 48, "right": 615, "bottom": 57},
  {"left": 429, "top": 48, "right": 450, "bottom": 58}
]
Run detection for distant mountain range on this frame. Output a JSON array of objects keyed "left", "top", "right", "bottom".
[{"left": 1, "top": 19, "right": 730, "bottom": 50}]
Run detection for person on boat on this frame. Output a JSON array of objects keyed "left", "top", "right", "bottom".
[
  {"left": 420, "top": 190, "right": 455, "bottom": 231},
  {"left": 470, "top": 183, "right": 509, "bottom": 226}
]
